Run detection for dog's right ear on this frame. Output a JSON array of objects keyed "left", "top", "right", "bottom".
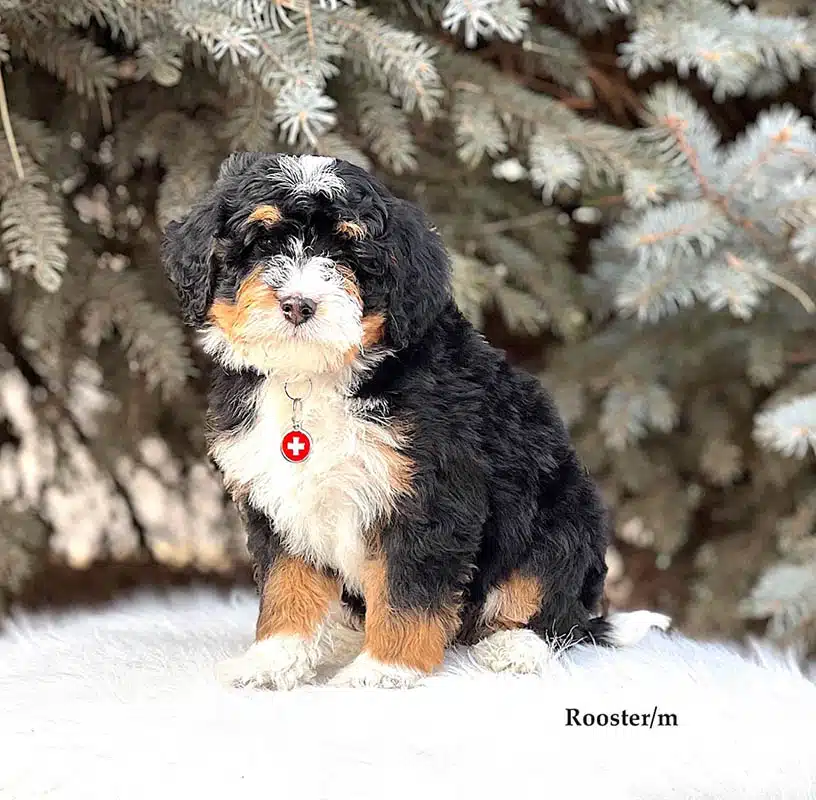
[
  {"left": 160, "top": 190, "right": 226, "bottom": 328},
  {"left": 161, "top": 153, "right": 268, "bottom": 327}
]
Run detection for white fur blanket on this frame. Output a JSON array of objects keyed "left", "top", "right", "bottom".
[{"left": 1, "top": 588, "right": 815, "bottom": 800}]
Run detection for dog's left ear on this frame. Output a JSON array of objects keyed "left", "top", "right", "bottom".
[
  {"left": 160, "top": 191, "right": 226, "bottom": 328},
  {"left": 381, "top": 199, "right": 452, "bottom": 349}
]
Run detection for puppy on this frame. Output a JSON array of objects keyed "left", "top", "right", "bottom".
[{"left": 161, "top": 152, "right": 669, "bottom": 689}]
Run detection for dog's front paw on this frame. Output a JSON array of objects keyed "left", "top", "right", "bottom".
[
  {"left": 216, "top": 635, "right": 319, "bottom": 690},
  {"left": 329, "top": 652, "right": 426, "bottom": 689}
]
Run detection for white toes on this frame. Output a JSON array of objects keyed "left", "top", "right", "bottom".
[
  {"left": 606, "top": 610, "right": 672, "bottom": 646},
  {"left": 216, "top": 635, "right": 320, "bottom": 690},
  {"left": 468, "top": 629, "right": 558, "bottom": 676},
  {"left": 329, "top": 652, "right": 426, "bottom": 689}
]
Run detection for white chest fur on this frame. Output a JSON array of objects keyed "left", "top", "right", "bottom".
[{"left": 210, "top": 374, "right": 409, "bottom": 591}]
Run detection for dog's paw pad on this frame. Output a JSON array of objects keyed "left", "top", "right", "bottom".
[
  {"left": 328, "top": 652, "right": 425, "bottom": 689},
  {"left": 216, "top": 635, "right": 316, "bottom": 690},
  {"left": 468, "top": 629, "right": 556, "bottom": 676}
]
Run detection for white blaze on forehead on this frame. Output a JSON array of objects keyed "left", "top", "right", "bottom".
[{"left": 276, "top": 154, "right": 345, "bottom": 198}]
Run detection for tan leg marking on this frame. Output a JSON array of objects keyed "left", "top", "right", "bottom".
[
  {"left": 256, "top": 557, "right": 341, "bottom": 641},
  {"left": 481, "top": 572, "right": 543, "bottom": 630},
  {"left": 360, "top": 555, "right": 459, "bottom": 673}
]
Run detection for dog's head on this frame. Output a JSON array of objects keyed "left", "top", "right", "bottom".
[{"left": 160, "top": 152, "right": 451, "bottom": 374}]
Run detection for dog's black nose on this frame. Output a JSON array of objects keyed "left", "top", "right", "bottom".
[{"left": 279, "top": 294, "right": 317, "bottom": 326}]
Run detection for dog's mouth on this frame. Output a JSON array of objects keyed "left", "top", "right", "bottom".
[{"left": 283, "top": 320, "right": 314, "bottom": 340}]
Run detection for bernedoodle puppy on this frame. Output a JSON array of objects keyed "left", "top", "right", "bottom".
[{"left": 161, "top": 152, "right": 669, "bottom": 690}]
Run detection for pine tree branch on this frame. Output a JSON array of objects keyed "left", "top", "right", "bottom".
[
  {"left": 724, "top": 132, "right": 789, "bottom": 205},
  {"left": 330, "top": 7, "right": 443, "bottom": 119},
  {"left": 480, "top": 210, "right": 555, "bottom": 234},
  {"left": 646, "top": 92, "right": 816, "bottom": 313},
  {"left": 663, "top": 113, "right": 713, "bottom": 197},
  {"left": 0, "top": 68, "right": 23, "bottom": 182},
  {"left": 357, "top": 87, "right": 417, "bottom": 173},
  {"left": 0, "top": 181, "right": 69, "bottom": 291},
  {"left": 733, "top": 255, "right": 815, "bottom": 314},
  {"left": 7, "top": 18, "right": 119, "bottom": 126},
  {"left": 83, "top": 268, "right": 195, "bottom": 400}
]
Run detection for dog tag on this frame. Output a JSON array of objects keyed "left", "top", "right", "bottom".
[{"left": 281, "top": 428, "right": 312, "bottom": 463}]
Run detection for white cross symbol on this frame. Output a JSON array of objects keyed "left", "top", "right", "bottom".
[{"left": 286, "top": 436, "right": 306, "bottom": 457}]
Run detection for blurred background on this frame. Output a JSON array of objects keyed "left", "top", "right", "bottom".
[{"left": 0, "top": 0, "right": 814, "bottom": 653}]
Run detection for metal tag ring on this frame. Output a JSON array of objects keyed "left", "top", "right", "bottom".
[{"left": 284, "top": 378, "right": 313, "bottom": 402}]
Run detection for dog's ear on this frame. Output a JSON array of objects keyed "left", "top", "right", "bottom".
[
  {"left": 160, "top": 190, "right": 226, "bottom": 328},
  {"left": 381, "top": 198, "right": 451, "bottom": 349},
  {"left": 161, "top": 153, "right": 271, "bottom": 327}
]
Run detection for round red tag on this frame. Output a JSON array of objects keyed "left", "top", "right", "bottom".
[{"left": 281, "top": 429, "right": 312, "bottom": 463}]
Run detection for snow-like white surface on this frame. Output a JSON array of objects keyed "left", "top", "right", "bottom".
[{"left": 1, "top": 588, "right": 814, "bottom": 799}]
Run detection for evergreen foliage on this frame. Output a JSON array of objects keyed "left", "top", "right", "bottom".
[{"left": 0, "top": 0, "right": 814, "bottom": 650}]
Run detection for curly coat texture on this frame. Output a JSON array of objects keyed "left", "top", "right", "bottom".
[{"left": 161, "top": 153, "right": 622, "bottom": 685}]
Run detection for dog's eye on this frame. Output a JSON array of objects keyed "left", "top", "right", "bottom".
[{"left": 251, "top": 230, "right": 287, "bottom": 254}]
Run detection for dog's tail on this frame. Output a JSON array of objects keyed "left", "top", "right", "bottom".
[{"left": 583, "top": 610, "right": 672, "bottom": 648}]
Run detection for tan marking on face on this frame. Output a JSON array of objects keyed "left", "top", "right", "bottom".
[
  {"left": 336, "top": 220, "right": 366, "bottom": 239},
  {"left": 208, "top": 269, "right": 278, "bottom": 343},
  {"left": 342, "top": 311, "right": 387, "bottom": 366},
  {"left": 247, "top": 204, "right": 282, "bottom": 227},
  {"left": 481, "top": 572, "right": 542, "bottom": 630},
  {"left": 334, "top": 263, "right": 385, "bottom": 362},
  {"left": 361, "top": 312, "right": 386, "bottom": 348},
  {"left": 335, "top": 264, "right": 362, "bottom": 308},
  {"left": 256, "top": 556, "right": 340, "bottom": 640},
  {"left": 359, "top": 555, "right": 459, "bottom": 673}
]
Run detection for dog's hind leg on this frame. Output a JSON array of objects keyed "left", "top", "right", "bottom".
[
  {"left": 467, "top": 571, "right": 671, "bottom": 676},
  {"left": 466, "top": 571, "right": 561, "bottom": 675}
]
